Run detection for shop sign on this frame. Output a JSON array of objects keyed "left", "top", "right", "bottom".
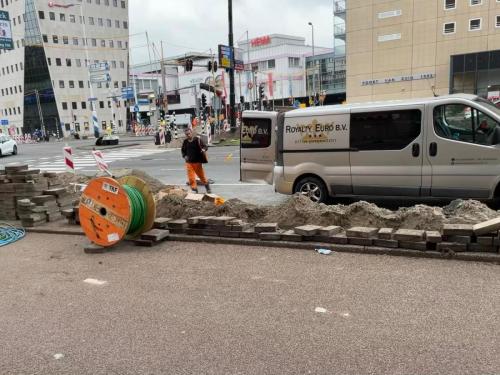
[
  {"left": 251, "top": 35, "right": 271, "bottom": 47},
  {"left": 361, "top": 72, "right": 435, "bottom": 86}
]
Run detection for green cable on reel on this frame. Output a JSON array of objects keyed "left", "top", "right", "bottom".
[{"left": 123, "top": 184, "right": 147, "bottom": 234}]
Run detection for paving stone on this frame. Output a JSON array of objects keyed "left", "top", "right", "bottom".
[
  {"left": 442, "top": 224, "right": 474, "bottom": 236},
  {"left": 167, "top": 219, "right": 188, "bottom": 229},
  {"left": 185, "top": 228, "right": 205, "bottom": 236},
  {"left": 346, "top": 227, "right": 378, "bottom": 239},
  {"left": 220, "top": 231, "right": 241, "bottom": 238},
  {"left": 437, "top": 242, "right": 468, "bottom": 253},
  {"left": 254, "top": 223, "right": 279, "bottom": 233},
  {"left": 294, "top": 225, "right": 323, "bottom": 236},
  {"left": 260, "top": 232, "right": 282, "bottom": 241},
  {"left": 399, "top": 241, "right": 427, "bottom": 251},
  {"left": 154, "top": 217, "right": 172, "bottom": 229},
  {"left": 187, "top": 216, "right": 205, "bottom": 225},
  {"left": 189, "top": 223, "right": 207, "bottom": 230},
  {"left": 208, "top": 216, "right": 236, "bottom": 225},
  {"left": 230, "top": 224, "right": 250, "bottom": 232},
  {"left": 168, "top": 228, "right": 186, "bottom": 235},
  {"left": 141, "top": 229, "right": 170, "bottom": 242},
  {"left": 348, "top": 237, "right": 373, "bottom": 246},
  {"left": 393, "top": 229, "right": 425, "bottom": 242},
  {"left": 134, "top": 239, "right": 154, "bottom": 247},
  {"left": 374, "top": 239, "right": 399, "bottom": 248},
  {"left": 318, "top": 225, "right": 342, "bottom": 237},
  {"left": 425, "top": 231, "right": 442, "bottom": 243},
  {"left": 202, "top": 230, "right": 220, "bottom": 237},
  {"left": 239, "top": 230, "right": 258, "bottom": 239},
  {"left": 377, "top": 228, "right": 394, "bottom": 240},
  {"left": 31, "top": 195, "right": 56, "bottom": 204},
  {"left": 198, "top": 216, "right": 216, "bottom": 225},
  {"left": 477, "top": 236, "right": 494, "bottom": 246},
  {"left": 445, "top": 235, "right": 471, "bottom": 244},
  {"left": 468, "top": 243, "right": 498, "bottom": 253},
  {"left": 280, "top": 230, "right": 303, "bottom": 242},
  {"left": 473, "top": 217, "right": 500, "bottom": 236}
]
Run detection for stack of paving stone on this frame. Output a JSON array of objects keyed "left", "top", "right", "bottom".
[
  {"left": 43, "top": 187, "right": 79, "bottom": 211},
  {"left": 61, "top": 205, "right": 80, "bottom": 225},
  {"left": 0, "top": 164, "right": 49, "bottom": 221},
  {"left": 16, "top": 199, "right": 47, "bottom": 227}
]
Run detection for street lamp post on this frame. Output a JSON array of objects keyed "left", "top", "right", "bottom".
[{"left": 308, "top": 21, "right": 316, "bottom": 100}]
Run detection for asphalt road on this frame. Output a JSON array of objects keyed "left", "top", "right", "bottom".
[
  {"left": 1, "top": 233, "right": 500, "bottom": 375},
  {"left": 0, "top": 136, "right": 286, "bottom": 205}
]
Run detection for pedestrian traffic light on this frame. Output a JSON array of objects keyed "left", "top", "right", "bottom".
[
  {"left": 185, "top": 59, "right": 193, "bottom": 72},
  {"left": 259, "top": 84, "right": 264, "bottom": 99},
  {"left": 201, "top": 93, "right": 207, "bottom": 108}
]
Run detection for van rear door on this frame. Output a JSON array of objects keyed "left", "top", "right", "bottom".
[{"left": 240, "top": 111, "right": 277, "bottom": 184}]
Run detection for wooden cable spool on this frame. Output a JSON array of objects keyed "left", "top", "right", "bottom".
[{"left": 79, "top": 176, "right": 156, "bottom": 247}]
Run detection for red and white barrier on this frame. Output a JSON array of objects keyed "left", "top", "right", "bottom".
[
  {"left": 92, "top": 150, "right": 109, "bottom": 173},
  {"left": 63, "top": 146, "right": 75, "bottom": 173},
  {"left": 159, "top": 129, "right": 166, "bottom": 145}
]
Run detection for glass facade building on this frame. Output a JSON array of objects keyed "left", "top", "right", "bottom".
[{"left": 306, "top": 52, "right": 346, "bottom": 104}]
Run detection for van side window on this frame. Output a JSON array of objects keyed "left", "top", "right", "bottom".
[
  {"left": 241, "top": 119, "right": 272, "bottom": 148},
  {"left": 350, "top": 110, "right": 421, "bottom": 150},
  {"left": 433, "top": 104, "right": 500, "bottom": 145}
]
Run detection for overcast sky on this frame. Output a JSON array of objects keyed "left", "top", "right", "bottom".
[{"left": 129, "top": 0, "right": 334, "bottom": 64}]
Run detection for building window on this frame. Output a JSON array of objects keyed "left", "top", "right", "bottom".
[
  {"left": 101, "top": 121, "right": 106, "bottom": 130},
  {"left": 66, "top": 58, "right": 71, "bottom": 67},
  {"left": 73, "top": 37, "right": 79, "bottom": 45},
  {"left": 470, "top": 0, "right": 481, "bottom": 5},
  {"left": 469, "top": 18, "right": 482, "bottom": 31},
  {"left": 288, "top": 57, "right": 300, "bottom": 68},
  {"left": 76, "top": 59, "right": 82, "bottom": 67},
  {"left": 63, "top": 36, "right": 68, "bottom": 44},
  {"left": 496, "top": 15, "right": 500, "bottom": 28},
  {"left": 98, "top": 18, "right": 103, "bottom": 26},
  {"left": 123, "top": 21, "right": 128, "bottom": 29},
  {"left": 49, "top": 12, "right": 55, "bottom": 20},
  {"left": 99, "top": 101, "right": 104, "bottom": 108},
  {"left": 65, "top": 123, "right": 70, "bottom": 131},
  {"left": 106, "top": 18, "right": 111, "bottom": 27},
  {"left": 47, "top": 57, "right": 51, "bottom": 65},
  {"left": 113, "top": 0, "right": 117, "bottom": 6},
  {"left": 101, "top": 39, "right": 106, "bottom": 47},
  {"left": 121, "top": 0, "right": 125, "bottom": 8},
  {"left": 88, "top": 16, "right": 94, "bottom": 25},
  {"left": 60, "top": 13, "right": 65, "bottom": 22},
  {"left": 62, "top": 102, "right": 68, "bottom": 110},
  {"left": 78, "top": 81, "right": 84, "bottom": 88},
  {"left": 56, "top": 58, "right": 62, "bottom": 66},
  {"left": 81, "top": 102, "right": 87, "bottom": 109},
  {"left": 72, "top": 102, "right": 77, "bottom": 110},
  {"left": 42, "top": 34, "right": 48, "bottom": 43},
  {"left": 267, "top": 59, "right": 275, "bottom": 69},
  {"left": 38, "top": 11, "right": 45, "bottom": 19},
  {"left": 75, "top": 123, "right": 80, "bottom": 132},
  {"left": 59, "top": 80, "right": 65, "bottom": 88},
  {"left": 109, "top": 40, "right": 114, "bottom": 48},
  {"left": 115, "top": 20, "right": 120, "bottom": 28},
  {"left": 443, "top": 22, "right": 456, "bottom": 34},
  {"left": 105, "top": 0, "right": 109, "bottom": 5},
  {"left": 122, "top": 80, "right": 126, "bottom": 87},
  {"left": 117, "top": 40, "right": 122, "bottom": 48},
  {"left": 69, "top": 80, "right": 75, "bottom": 88},
  {"left": 114, "top": 81, "right": 119, "bottom": 88},
  {"left": 111, "top": 60, "right": 116, "bottom": 68},
  {"left": 120, "top": 61, "right": 125, "bottom": 68},
  {"left": 444, "top": 0, "right": 456, "bottom": 9},
  {"left": 91, "top": 38, "right": 97, "bottom": 46},
  {"left": 70, "top": 14, "right": 75, "bottom": 23},
  {"left": 52, "top": 35, "right": 59, "bottom": 43}
]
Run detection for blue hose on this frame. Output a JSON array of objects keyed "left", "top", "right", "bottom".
[{"left": 0, "top": 223, "right": 26, "bottom": 247}]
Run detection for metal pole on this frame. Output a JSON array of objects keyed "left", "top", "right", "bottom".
[
  {"left": 246, "top": 30, "right": 251, "bottom": 109},
  {"left": 161, "top": 41, "right": 168, "bottom": 112},
  {"left": 228, "top": 0, "right": 236, "bottom": 130},
  {"left": 309, "top": 22, "right": 316, "bottom": 103},
  {"left": 35, "top": 89, "right": 45, "bottom": 136},
  {"left": 78, "top": 3, "right": 100, "bottom": 138}
]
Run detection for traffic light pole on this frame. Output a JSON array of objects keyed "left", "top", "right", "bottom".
[{"left": 228, "top": 0, "right": 236, "bottom": 130}]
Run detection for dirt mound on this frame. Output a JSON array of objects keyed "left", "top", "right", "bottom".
[
  {"left": 155, "top": 192, "right": 500, "bottom": 231},
  {"left": 57, "top": 172, "right": 91, "bottom": 186},
  {"left": 112, "top": 169, "right": 166, "bottom": 194}
]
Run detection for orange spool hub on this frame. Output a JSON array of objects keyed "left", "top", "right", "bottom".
[{"left": 79, "top": 177, "right": 132, "bottom": 247}]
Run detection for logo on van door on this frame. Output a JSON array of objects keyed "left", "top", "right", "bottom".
[{"left": 285, "top": 119, "right": 348, "bottom": 145}]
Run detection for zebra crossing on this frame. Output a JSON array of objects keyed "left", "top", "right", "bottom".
[{"left": 30, "top": 147, "right": 176, "bottom": 173}]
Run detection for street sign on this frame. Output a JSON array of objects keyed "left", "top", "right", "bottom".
[
  {"left": 133, "top": 104, "right": 140, "bottom": 113},
  {"left": 1, "top": 119, "right": 8, "bottom": 126},
  {"left": 90, "top": 73, "right": 111, "bottom": 83},
  {"left": 121, "top": 87, "right": 134, "bottom": 100},
  {"left": 0, "top": 11, "right": 14, "bottom": 50},
  {"left": 218, "top": 44, "right": 233, "bottom": 69},
  {"left": 89, "top": 62, "right": 110, "bottom": 73},
  {"left": 234, "top": 48, "right": 244, "bottom": 72}
]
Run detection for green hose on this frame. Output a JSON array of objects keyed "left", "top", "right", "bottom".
[{"left": 123, "top": 184, "right": 147, "bottom": 234}]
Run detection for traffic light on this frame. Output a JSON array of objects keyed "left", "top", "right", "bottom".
[
  {"left": 201, "top": 93, "right": 207, "bottom": 108},
  {"left": 258, "top": 84, "right": 264, "bottom": 99},
  {"left": 208, "top": 60, "right": 218, "bottom": 72}
]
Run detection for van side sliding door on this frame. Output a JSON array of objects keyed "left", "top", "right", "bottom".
[{"left": 349, "top": 106, "right": 424, "bottom": 196}]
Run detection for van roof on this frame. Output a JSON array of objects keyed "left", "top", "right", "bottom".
[{"left": 286, "top": 94, "right": 479, "bottom": 117}]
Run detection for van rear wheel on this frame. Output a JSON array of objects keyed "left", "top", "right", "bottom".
[{"left": 294, "top": 176, "right": 328, "bottom": 204}]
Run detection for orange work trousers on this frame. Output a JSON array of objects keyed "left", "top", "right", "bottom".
[{"left": 186, "top": 162, "right": 208, "bottom": 190}]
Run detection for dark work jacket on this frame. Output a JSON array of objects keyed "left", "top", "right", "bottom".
[{"left": 181, "top": 136, "right": 207, "bottom": 163}]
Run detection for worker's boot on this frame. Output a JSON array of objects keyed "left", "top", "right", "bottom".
[
  {"left": 191, "top": 187, "right": 198, "bottom": 194},
  {"left": 205, "top": 183, "right": 212, "bottom": 194}
]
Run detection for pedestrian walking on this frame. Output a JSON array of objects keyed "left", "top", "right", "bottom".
[{"left": 181, "top": 127, "right": 211, "bottom": 194}]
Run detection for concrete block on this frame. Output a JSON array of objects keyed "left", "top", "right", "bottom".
[
  {"left": 198, "top": 216, "right": 216, "bottom": 225},
  {"left": 134, "top": 239, "right": 154, "bottom": 247},
  {"left": 442, "top": 224, "right": 474, "bottom": 236},
  {"left": 393, "top": 229, "right": 425, "bottom": 242},
  {"left": 240, "top": 230, "right": 258, "bottom": 239},
  {"left": 281, "top": 230, "right": 303, "bottom": 242},
  {"left": 220, "top": 231, "right": 240, "bottom": 238},
  {"left": 346, "top": 227, "right": 378, "bottom": 238},
  {"left": 167, "top": 219, "right": 188, "bottom": 229},
  {"left": 437, "top": 242, "right": 468, "bottom": 253},
  {"left": 294, "top": 225, "right": 322, "bottom": 236},
  {"left": 426, "top": 231, "right": 442, "bottom": 243},
  {"left": 208, "top": 216, "right": 236, "bottom": 225},
  {"left": 168, "top": 228, "right": 186, "bottom": 235},
  {"left": 154, "top": 217, "right": 172, "bottom": 229},
  {"left": 260, "top": 232, "right": 282, "bottom": 241},
  {"left": 445, "top": 235, "right": 471, "bottom": 244},
  {"left": 330, "top": 234, "right": 348, "bottom": 244},
  {"left": 477, "top": 236, "right": 494, "bottom": 246},
  {"left": 377, "top": 228, "right": 394, "bottom": 240},
  {"left": 202, "top": 230, "right": 220, "bottom": 237},
  {"left": 318, "top": 225, "right": 342, "bottom": 237},
  {"left": 254, "top": 223, "right": 279, "bottom": 233},
  {"left": 468, "top": 243, "right": 498, "bottom": 253},
  {"left": 141, "top": 229, "right": 170, "bottom": 242},
  {"left": 399, "top": 241, "right": 427, "bottom": 251},
  {"left": 185, "top": 228, "right": 204, "bottom": 236},
  {"left": 374, "top": 239, "right": 399, "bottom": 248},
  {"left": 473, "top": 217, "right": 500, "bottom": 236},
  {"left": 186, "top": 216, "right": 205, "bottom": 225},
  {"left": 348, "top": 237, "right": 373, "bottom": 246}
]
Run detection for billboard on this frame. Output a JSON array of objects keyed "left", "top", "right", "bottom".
[
  {"left": 0, "top": 10, "right": 13, "bottom": 50},
  {"left": 234, "top": 48, "right": 244, "bottom": 72},
  {"left": 218, "top": 44, "right": 233, "bottom": 69}
]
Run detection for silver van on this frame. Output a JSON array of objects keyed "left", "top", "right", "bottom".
[{"left": 240, "top": 94, "right": 500, "bottom": 203}]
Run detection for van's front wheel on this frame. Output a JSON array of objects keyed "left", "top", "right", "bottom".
[{"left": 294, "top": 177, "right": 328, "bottom": 204}]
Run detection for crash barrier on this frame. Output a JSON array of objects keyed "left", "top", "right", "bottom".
[
  {"left": 13, "top": 134, "right": 37, "bottom": 144},
  {"left": 134, "top": 125, "right": 156, "bottom": 137},
  {"left": 79, "top": 176, "right": 156, "bottom": 247}
]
